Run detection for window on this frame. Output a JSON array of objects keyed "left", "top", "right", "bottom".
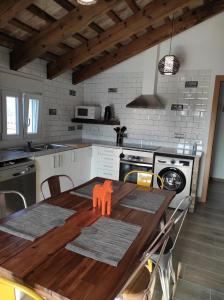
[
  {"left": 27, "top": 98, "right": 40, "bottom": 134},
  {"left": 6, "top": 96, "right": 19, "bottom": 135},
  {"left": 1, "top": 90, "right": 42, "bottom": 140}
]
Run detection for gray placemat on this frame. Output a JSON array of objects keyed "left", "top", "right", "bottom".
[
  {"left": 70, "top": 179, "right": 120, "bottom": 199},
  {"left": 120, "top": 189, "right": 166, "bottom": 214},
  {"left": 0, "top": 204, "right": 76, "bottom": 241},
  {"left": 66, "top": 217, "right": 141, "bottom": 267}
]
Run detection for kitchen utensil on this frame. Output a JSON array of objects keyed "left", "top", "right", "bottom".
[{"left": 104, "top": 106, "right": 112, "bottom": 121}]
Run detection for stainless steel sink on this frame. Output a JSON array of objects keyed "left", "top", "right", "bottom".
[
  {"left": 38, "top": 144, "right": 68, "bottom": 150},
  {"left": 11, "top": 144, "right": 68, "bottom": 153},
  {"left": 12, "top": 147, "right": 43, "bottom": 152}
]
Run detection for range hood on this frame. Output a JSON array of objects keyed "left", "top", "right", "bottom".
[
  {"left": 126, "top": 46, "right": 164, "bottom": 109},
  {"left": 126, "top": 94, "right": 163, "bottom": 109}
]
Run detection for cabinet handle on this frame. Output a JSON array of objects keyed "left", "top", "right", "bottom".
[
  {"left": 53, "top": 156, "right": 56, "bottom": 168},
  {"left": 73, "top": 151, "right": 76, "bottom": 162},
  {"left": 59, "top": 155, "right": 62, "bottom": 167}
]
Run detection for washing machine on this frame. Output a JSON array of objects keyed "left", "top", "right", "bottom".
[{"left": 153, "top": 154, "right": 194, "bottom": 209}]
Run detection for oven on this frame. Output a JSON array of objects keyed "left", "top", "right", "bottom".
[{"left": 119, "top": 149, "right": 153, "bottom": 184}]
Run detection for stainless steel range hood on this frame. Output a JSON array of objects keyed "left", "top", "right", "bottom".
[
  {"left": 126, "top": 45, "right": 164, "bottom": 109},
  {"left": 126, "top": 94, "right": 163, "bottom": 109}
]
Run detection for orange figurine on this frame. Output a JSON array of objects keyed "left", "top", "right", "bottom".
[{"left": 92, "top": 180, "right": 113, "bottom": 215}]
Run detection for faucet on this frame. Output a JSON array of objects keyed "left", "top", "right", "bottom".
[{"left": 26, "top": 141, "right": 32, "bottom": 151}]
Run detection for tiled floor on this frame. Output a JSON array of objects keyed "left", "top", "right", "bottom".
[{"left": 153, "top": 180, "right": 224, "bottom": 300}]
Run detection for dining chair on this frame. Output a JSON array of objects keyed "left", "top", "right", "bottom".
[
  {"left": 124, "top": 171, "right": 164, "bottom": 189},
  {"left": 41, "top": 174, "right": 74, "bottom": 199},
  {"left": 115, "top": 218, "right": 175, "bottom": 300},
  {"left": 0, "top": 277, "right": 43, "bottom": 300},
  {"left": 0, "top": 191, "right": 27, "bottom": 218},
  {"left": 150, "top": 196, "right": 192, "bottom": 300}
]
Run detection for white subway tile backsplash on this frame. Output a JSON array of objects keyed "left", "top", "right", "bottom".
[{"left": 82, "top": 70, "right": 211, "bottom": 150}]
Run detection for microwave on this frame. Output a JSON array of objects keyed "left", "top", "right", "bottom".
[{"left": 75, "top": 106, "right": 101, "bottom": 120}]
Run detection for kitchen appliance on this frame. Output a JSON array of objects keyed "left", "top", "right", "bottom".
[
  {"left": 75, "top": 106, "right": 101, "bottom": 120},
  {"left": 0, "top": 158, "right": 36, "bottom": 218},
  {"left": 126, "top": 46, "right": 163, "bottom": 109},
  {"left": 119, "top": 149, "right": 153, "bottom": 183},
  {"left": 123, "top": 143, "right": 159, "bottom": 152},
  {"left": 153, "top": 154, "right": 194, "bottom": 209},
  {"left": 104, "top": 106, "right": 112, "bottom": 121}
]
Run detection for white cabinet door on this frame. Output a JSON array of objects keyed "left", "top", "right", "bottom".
[
  {"left": 35, "top": 150, "right": 73, "bottom": 202},
  {"left": 91, "top": 146, "right": 121, "bottom": 180},
  {"left": 70, "top": 147, "right": 92, "bottom": 187},
  {"left": 35, "top": 153, "right": 55, "bottom": 202},
  {"left": 53, "top": 150, "right": 74, "bottom": 192}
]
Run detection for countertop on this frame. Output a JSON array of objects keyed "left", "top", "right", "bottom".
[
  {"left": 0, "top": 139, "right": 202, "bottom": 163},
  {"left": 62, "top": 139, "right": 202, "bottom": 158}
]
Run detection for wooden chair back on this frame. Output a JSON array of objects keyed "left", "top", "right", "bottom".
[
  {"left": 41, "top": 175, "right": 74, "bottom": 199},
  {"left": 0, "top": 277, "right": 43, "bottom": 300}
]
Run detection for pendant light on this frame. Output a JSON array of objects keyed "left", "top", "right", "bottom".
[
  {"left": 158, "top": 15, "right": 180, "bottom": 75},
  {"left": 77, "top": 0, "right": 97, "bottom": 5}
]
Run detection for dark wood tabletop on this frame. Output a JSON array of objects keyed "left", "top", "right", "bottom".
[{"left": 0, "top": 178, "right": 175, "bottom": 300}]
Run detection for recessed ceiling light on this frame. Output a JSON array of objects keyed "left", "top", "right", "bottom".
[{"left": 77, "top": 0, "right": 98, "bottom": 5}]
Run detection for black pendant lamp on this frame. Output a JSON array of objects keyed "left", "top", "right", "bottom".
[{"left": 158, "top": 16, "right": 180, "bottom": 75}]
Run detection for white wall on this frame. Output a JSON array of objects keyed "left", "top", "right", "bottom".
[
  {"left": 0, "top": 46, "right": 83, "bottom": 149},
  {"left": 80, "top": 12, "right": 224, "bottom": 197},
  {"left": 211, "top": 82, "right": 224, "bottom": 179}
]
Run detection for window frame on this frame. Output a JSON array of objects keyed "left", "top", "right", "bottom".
[
  {"left": 1, "top": 90, "right": 42, "bottom": 141},
  {"left": 1, "top": 90, "right": 23, "bottom": 140},
  {"left": 23, "top": 93, "right": 42, "bottom": 139}
]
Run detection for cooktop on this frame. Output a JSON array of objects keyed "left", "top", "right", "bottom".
[{"left": 122, "top": 143, "right": 159, "bottom": 151}]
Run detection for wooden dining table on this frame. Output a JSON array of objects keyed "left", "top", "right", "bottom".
[{"left": 0, "top": 178, "right": 175, "bottom": 300}]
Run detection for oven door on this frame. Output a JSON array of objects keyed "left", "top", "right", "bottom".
[{"left": 119, "top": 161, "right": 153, "bottom": 184}]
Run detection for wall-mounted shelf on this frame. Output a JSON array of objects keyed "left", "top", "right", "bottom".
[{"left": 71, "top": 118, "right": 120, "bottom": 125}]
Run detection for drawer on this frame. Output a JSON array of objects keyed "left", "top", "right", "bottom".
[{"left": 95, "top": 168, "right": 119, "bottom": 180}]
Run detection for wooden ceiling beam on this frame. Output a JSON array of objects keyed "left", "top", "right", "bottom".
[
  {"left": 0, "top": 0, "right": 34, "bottom": 28},
  {"left": 27, "top": 4, "right": 88, "bottom": 46},
  {"left": 125, "top": 0, "right": 140, "bottom": 13},
  {"left": 10, "top": 0, "right": 118, "bottom": 70},
  {"left": 47, "top": 0, "right": 195, "bottom": 79},
  {"left": 0, "top": 31, "right": 57, "bottom": 61},
  {"left": 27, "top": 4, "right": 56, "bottom": 23},
  {"left": 72, "top": 0, "right": 224, "bottom": 84}
]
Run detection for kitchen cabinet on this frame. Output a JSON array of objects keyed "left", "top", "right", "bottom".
[
  {"left": 35, "top": 147, "right": 92, "bottom": 202},
  {"left": 69, "top": 147, "right": 92, "bottom": 187},
  {"left": 35, "top": 151, "right": 72, "bottom": 202},
  {"left": 91, "top": 146, "right": 121, "bottom": 180}
]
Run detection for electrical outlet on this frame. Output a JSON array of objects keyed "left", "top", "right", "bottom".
[
  {"left": 174, "top": 133, "right": 185, "bottom": 139},
  {"left": 108, "top": 88, "right": 118, "bottom": 93},
  {"left": 69, "top": 89, "right": 76, "bottom": 96},
  {"left": 49, "top": 108, "right": 57, "bottom": 115},
  {"left": 171, "top": 104, "right": 183, "bottom": 111},
  {"left": 68, "top": 126, "right": 75, "bottom": 131},
  {"left": 77, "top": 125, "right": 83, "bottom": 130},
  {"left": 185, "top": 81, "right": 198, "bottom": 88},
  {"left": 123, "top": 133, "right": 128, "bottom": 138}
]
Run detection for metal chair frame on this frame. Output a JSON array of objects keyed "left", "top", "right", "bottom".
[
  {"left": 124, "top": 170, "right": 164, "bottom": 189},
  {"left": 150, "top": 196, "right": 192, "bottom": 300},
  {"left": 41, "top": 174, "right": 74, "bottom": 199},
  {"left": 0, "top": 190, "right": 27, "bottom": 209},
  {"left": 116, "top": 218, "right": 175, "bottom": 300}
]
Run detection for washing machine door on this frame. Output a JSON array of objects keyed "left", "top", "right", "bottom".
[{"left": 158, "top": 167, "right": 186, "bottom": 194}]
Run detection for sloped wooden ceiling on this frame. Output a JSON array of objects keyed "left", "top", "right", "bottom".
[{"left": 0, "top": 0, "right": 223, "bottom": 84}]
